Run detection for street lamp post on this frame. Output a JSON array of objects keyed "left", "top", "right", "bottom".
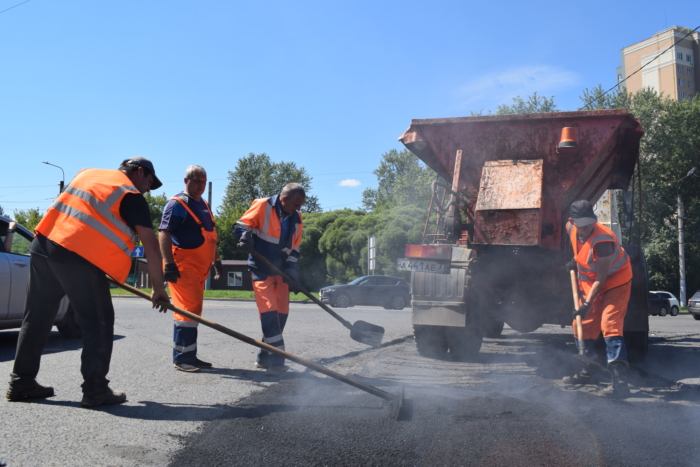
[
  {"left": 677, "top": 167, "right": 696, "bottom": 307},
  {"left": 42, "top": 161, "right": 65, "bottom": 195}
]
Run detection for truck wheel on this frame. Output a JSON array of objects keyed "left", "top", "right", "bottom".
[
  {"left": 56, "top": 305, "right": 82, "bottom": 339},
  {"left": 446, "top": 313, "right": 483, "bottom": 361},
  {"left": 413, "top": 325, "right": 448, "bottom": 359},
  {"left": 625, "top": 330, "right": 648, "bottom": 363},
  {"left": 480, "top": 315, "right": 505, "bottom": 338}
]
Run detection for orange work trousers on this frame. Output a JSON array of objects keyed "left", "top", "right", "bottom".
[
  {"left": 573, "top": 280, "right": 632, "bottom": 340},
  {"left": 171, "top": 233, "right": 217, "bottom": 321}
]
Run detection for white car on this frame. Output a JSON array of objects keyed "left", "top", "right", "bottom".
[
  {"left": 649, "top": 290, "right": 680, "bottom": 316},
  {"left": 0, "top": 215, "right": 81, "bottom": 337}
]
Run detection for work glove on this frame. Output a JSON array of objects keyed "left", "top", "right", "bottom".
[
  {"left": 164, "top": 263, "right": 180, "bottom": 284},
  {"left": 565, "top": 259, "right": 576, "bottom": 272},
  {"left": 213, "top": 260, "right": 223, "bottom": 280},
  {"left": 572, "top": 301, "right": 591, "bottom": 320},
  {"left": 237, "top": 231, "right": 254, "bottom": 254},
  {"left": 283, "top": 267, "right": 301, "bottom": 295}
]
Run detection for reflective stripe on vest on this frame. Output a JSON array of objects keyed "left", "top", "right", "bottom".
[
  {"left": 569, "top": 222, "right": 632, "bottom": 292},
  {"left": 35, "top": 169, "right": 140, "bottom": 283}
]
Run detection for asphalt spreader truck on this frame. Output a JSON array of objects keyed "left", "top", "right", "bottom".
[{"left": 397, "top": 110, "right": 649, "bottom": 362}]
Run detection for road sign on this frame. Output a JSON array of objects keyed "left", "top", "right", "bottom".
[{"left": 132, "top": 246, "right": 144, "bottom": 257}]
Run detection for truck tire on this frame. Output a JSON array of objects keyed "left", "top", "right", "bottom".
[
  {"left": 625, "top": 330, "right": 648, "bottom": 363},
  {"left": 480, "top": 314, "right": 505, "bottom": 338},
  {"left": 413, "top": 325, "right": 448, "bottom": 359},
  {"left": 445, "top": 312, "right": 483, "bottom": 361},
  {"left": 56, "top": 305, "right": 82, "bottom": 339}
]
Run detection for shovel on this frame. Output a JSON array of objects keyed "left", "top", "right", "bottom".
[
  {"left": 107, "top": 277, "right": 409, "bottom": 420},
  {"left": 569, "top": 269, "right": 612, "bottom": 378},
  {"left": 249, "top": 250, "right": 385, "bottom": 348}
]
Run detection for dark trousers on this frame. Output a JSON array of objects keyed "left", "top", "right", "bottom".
[{"left": 11, "top": 247, "right": 115, "bottom": 396}]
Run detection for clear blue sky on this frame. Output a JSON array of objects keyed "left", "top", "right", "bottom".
[{"left": 1, "top": 0, "right": 698, "bottom": 216}]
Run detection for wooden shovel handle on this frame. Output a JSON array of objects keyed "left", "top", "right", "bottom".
[{"left": 570, "top": 269, "right": 585, "bottom": 355}]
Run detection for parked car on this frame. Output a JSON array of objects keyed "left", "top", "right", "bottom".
[
  {"left": 319, "top": 275, "right": 411, "bottom": 310},
  {"left": 649, "top": 290, "right": 679, "bottom": 316},
  {"left": 0, "top": 216, "right": 80, "bottom": 337},
  {"left": 648, "top": 292, "right": 672, "bottom": 317},
  {"left": 688, "top": 290, "right": 700, "bottom": 321}
]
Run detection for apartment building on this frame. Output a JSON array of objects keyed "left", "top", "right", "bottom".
[{"left": 617, "top": 26, "right": 699, "bottom": 100}]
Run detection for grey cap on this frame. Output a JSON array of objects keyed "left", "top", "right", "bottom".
[
  {"left": 570, "top": 200, "right": 597, "bottom": 227},
  {"left": 125, "top": 157, "right": 162, "bottom": 190}
]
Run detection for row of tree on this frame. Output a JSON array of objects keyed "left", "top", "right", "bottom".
[{"left": 3, "top": 87, "right": 698, "bottom": 296}]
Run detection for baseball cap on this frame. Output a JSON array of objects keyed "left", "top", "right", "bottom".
[
  {"left": 125, "top": 157, "right": 162, "bottom": 190},
  {"left": 570, "top": 200, "right": 597, "bottom": 227}
]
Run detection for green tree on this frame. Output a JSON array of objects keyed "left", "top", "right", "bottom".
[
  {"left": 12, "top": 208, "right": 43, "bottom": 232},
  {"left": 362, "top": 149, "right": 435, "bottom": 211},
  {"left": 144, "top": 192, "right": 168, "bottom": 231},
  {"left": 496, "top": 92, "right": 557, "bottom": 115}
]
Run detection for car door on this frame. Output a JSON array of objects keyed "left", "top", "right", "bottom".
[
  {"left": 5, "top": 227, "right": 33, "bottom": 320},
  {"left": 0, "top": 252, "right": 9, "bottom": 320},
  {"left": 371, "top": 276, "right": 396, "bottom": 306},
  {"left": 353, "top": 276, "right": 377, "bottom": 305}
]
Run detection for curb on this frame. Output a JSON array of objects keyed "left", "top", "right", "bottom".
[{"left": 111, "top": 294, "right": 314, "bottom": 304}]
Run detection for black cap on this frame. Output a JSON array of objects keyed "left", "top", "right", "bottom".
[
  {"left": 570, "top": 200, "right": 597, "bottom": 227},
  {"left": 125, "top": 157, "right": 162, "bottom": 190}
]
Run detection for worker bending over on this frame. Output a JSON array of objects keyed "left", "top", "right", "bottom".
[
  {"left": 160, "top": 165, "right": 222, "bottom": 372},
  {"left": 235, "top": 183, "right": 304, "bottom": 377},
  {"left": 564, "top": 200, "right": 633, "bottom": 397},
  {"left": 6, "top": 157, "right": 169, "bottom": 407}
]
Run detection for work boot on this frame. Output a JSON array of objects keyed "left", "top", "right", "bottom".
[
  {"left": 254, "top": 361, "right": 269, "bottom": 370},
  {"left": 5, "top": 379, "right": 55, "bottom": 401},
  {"left": 601, "top": 361, "right": 630, "bottom": 398},
  {"left": 174, "top": 362, "right": 201, "bottom": 373},
  {"left": 193, "top": 358, "right": 212, "bottom": 369},
  {"left": 265, "top": 365, "right": 289, "bottom": 377},
  {"left": 562, "top": 368, "right": 598, "bottom": 385},
  {"left": 81, "top": 388, "right": 127, "bottom": 408}
]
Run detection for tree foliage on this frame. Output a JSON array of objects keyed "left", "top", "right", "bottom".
[
  {"left": 144, "top": 192, "right": 168, "bottom": 231},
  {"left": 362, "top": 149, "right": 435, "bottom": 211},
  {"left": 496, "top": 92, "right": 558, "bottom": 115},
  {"left": 12, "top": 208, "right": 43, "bottom": 232}
]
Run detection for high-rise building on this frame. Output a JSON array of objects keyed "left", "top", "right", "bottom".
[{"left": 617, "top": 26, "right": 699, "bottom": 100}]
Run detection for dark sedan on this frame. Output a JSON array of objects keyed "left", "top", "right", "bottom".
[{"left": 319, "top": 275, "right": 410, "bottom": 310}]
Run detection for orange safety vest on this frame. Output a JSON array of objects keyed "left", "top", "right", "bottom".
[
  {"left": 567, "top": 221, "right": 632, "bottom": 295},
  {"left": 35, "top": 169, "right": 141, "bottom": 283}
]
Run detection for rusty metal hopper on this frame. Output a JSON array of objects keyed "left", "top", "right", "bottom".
[{"left": 399, "top": 110, "right": 644, "bottom": 250}]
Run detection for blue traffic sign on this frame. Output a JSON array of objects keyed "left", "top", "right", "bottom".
[{"left": 132, "top": 246, "right": 144, "bottom": 257}]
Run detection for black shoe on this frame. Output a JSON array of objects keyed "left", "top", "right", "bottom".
[
  {"left": 265, "top": 365, "right": 289, "bottom": 377},
  {"left": 562, "top": 369, "right": 598, "bottom": 385},
  {"left": 174, "top": 362, "right": 201, "bottom": 372},
  {"left": 81, "top": 388, "right": 126, "bottom": 408},
  {"left": 601, "top": 361, "right": 630, "bottom": 398},
  {"left": 255, "top": 361, "right": 269, "bottom": 369},
  {"left": 5, "top": 380, "right": 55, "bottom": 401},
  {"left": 193, "top": 358, "right": 213, "bottom": 369}
]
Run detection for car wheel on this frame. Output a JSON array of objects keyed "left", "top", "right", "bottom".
[
  {"left": 56, "top": 305, "right": 82, "bottom": 339},
  {"left": 388, "top": 295, "right": 407, "bottom": 310},
  {"left": 658, "top": 307, "right": 667, "bottom": 317},
  {"left": 332, "top": 293, "right": 352, "bottom": 308},
  {"left": 413, "top": 325, "right": 448, "bottom": 359},
  {"left": 693, "top": 314, "right": 700, "bottom": 321},
  {"left": 670, "top": 306, "right": 679, "bottom": 316}
]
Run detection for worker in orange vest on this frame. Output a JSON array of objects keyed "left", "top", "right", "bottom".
[
  {"left": 159, "top": 165, "right": 222, "bottom": 372},
  {"left": 6, "top": 157, "right": 170, "bottom": 407},
  {"left": 235, "top": 183, "right": 304, "bottom": 377},
  {"left": 563, "top": 200, "right": 633, "bottom": 397}
]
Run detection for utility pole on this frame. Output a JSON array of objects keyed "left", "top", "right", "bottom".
[
  {"left": 676, "top": 167, "right": 696, "bottom": 307},
  {"left": 206, "top": 181, "right": 213, "bottom": 290},
  {"left": 42, "top": 161, "right": 65, "bottom": 195}
]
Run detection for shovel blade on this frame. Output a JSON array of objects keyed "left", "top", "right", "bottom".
[{"left": 350, "top": 320, "right": 385, "bottom": 348}]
